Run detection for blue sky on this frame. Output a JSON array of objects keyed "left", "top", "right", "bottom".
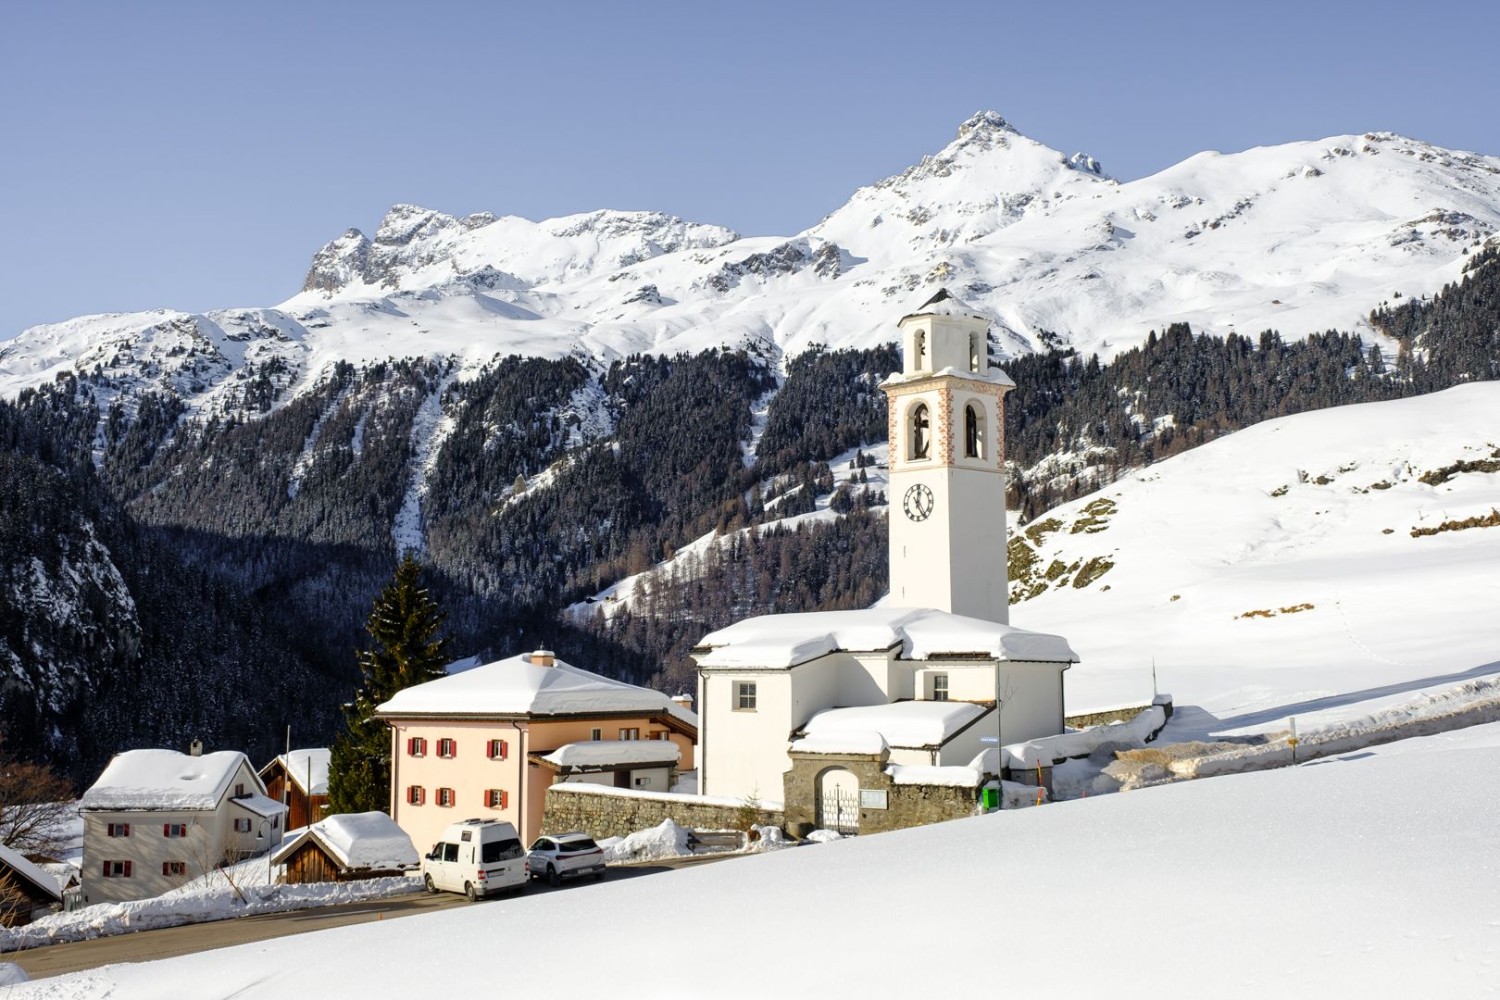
[{"left": 2, "top": 0, "right": 1496, "bottom": 337}]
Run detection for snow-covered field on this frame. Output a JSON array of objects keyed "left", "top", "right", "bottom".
[
  {"left": 1013, "top": 382, "right": 1500, "bottom": 749},
  {"left": 19, "top": 721, "right": 1499, "bottom": 998}
]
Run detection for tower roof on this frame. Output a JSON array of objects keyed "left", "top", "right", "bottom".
[{"left": 899, "top": 287, "right": 990, "bottom": 325}]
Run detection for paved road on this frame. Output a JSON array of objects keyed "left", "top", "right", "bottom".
[{"left": 12, "top": 855, "right": 736, "bottom": 982}]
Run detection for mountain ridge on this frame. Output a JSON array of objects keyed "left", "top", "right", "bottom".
[{"left": 5, "top": 113, "right": 1499, "bottom": 416}]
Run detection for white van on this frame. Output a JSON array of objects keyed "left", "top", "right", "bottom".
[{"left": 421, "top": 819, "right": 529, "bottom": 901}]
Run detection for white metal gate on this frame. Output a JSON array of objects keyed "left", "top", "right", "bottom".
[{"left": 816, "top": 768, "right": 860, "bottom": 835}]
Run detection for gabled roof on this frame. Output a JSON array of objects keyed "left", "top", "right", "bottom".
[
  {"left": 0, "top": 844, "right": 62, "bottom": 903},
  {"left": 377, "top": 652, "right": 698, "bottom": 727},
  {"left": 262, "top": 748, "right": 331, "bottom": 796},
  {"left": 80, "top": 750, "right": 259, "bottom": 812},
  {"left": 695, "top": 607, "right": 1077, "bottom": 670},
  {"left": 899, "top": 287, "right": 990, "bottom": 325},
  {"left": 272, "top": 812, "right": 418, "bottom": 871}
]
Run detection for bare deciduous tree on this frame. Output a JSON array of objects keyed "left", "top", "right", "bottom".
[{"left": 0, "top": 751, "right": 76, "bottom": 861}]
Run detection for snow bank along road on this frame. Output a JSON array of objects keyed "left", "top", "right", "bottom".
[{"left": 12, "top": 855, "right": 731, "bottom": 982}]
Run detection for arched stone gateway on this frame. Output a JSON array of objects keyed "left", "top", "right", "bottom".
[{"left": 816, "top": 767, "right": 861, "bottom": 835}]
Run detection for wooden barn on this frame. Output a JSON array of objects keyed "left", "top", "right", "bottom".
[
  {"left": 259, "top": 748, "right": 330, "bottom": 831},
  {"left": 271, "top": 812, "right": 417, "bottom": 885},
  {"left": 0, "top": 844, "right": 62, "bottom": 926}
]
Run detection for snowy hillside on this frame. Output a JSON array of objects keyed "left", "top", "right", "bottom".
[
  {"left": 1010, "top": 382, "right": 1500, "bottom": 738},
  {"left": 4, "top": 112, "right": 1499, "bottom": 411},
  {"left": 22, "top": 721, "right": 1500, "bottom": 998}
]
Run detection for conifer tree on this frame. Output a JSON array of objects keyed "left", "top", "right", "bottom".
[{"left": 327, "top": 553, "right": 449, "bottom": 814}]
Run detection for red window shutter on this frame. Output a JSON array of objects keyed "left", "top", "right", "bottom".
[
  {"left": 123, "top": 861, "right": 132, "bottom": 877},
  {"left": 500, "top": 789, "right": 509, "bottom": 809},
  {"left": 499, "top": 739, "right": 508, "bottom": 760},
  {"left": 101, "top": 861, "right": 109, "bottom": 877},
  {"left": 163, "top": 824, "right": 170, "bottom": 837},
  {"left": 162, "top": 862, "right": 170, "bottom": 876}
]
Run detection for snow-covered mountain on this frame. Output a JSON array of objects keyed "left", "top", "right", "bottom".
[{"left": 3, "top": 111, "right": 1498, "bottom": 414}]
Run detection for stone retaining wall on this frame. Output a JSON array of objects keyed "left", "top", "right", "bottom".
[{"left": 543, "top": 786, "right": 784, "bottom": 840}]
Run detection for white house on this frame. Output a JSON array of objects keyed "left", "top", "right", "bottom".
[
  {"left": 692, "top": 290, "right": 1079, "bottom": 820},
  {"left": 79, "top": 748, "right": 287, "bottom": 905}
]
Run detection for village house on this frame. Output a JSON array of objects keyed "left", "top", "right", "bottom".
[
  {"left": 692, "top": 290, "right": 1079, "bottom": 833},
  {"left": 375, "top": 650, "right": 697, "bottom": 850},
  {"left": 79, "top": 747, "right": 287, "bottom": 905},
  {"left": 271, "top": 811, "right": 417, "bottom": 885},
  {"left": 259, "top": 748, "right": 330, "bottom": 830},
  {"left": 0, "top": 844, "right": 63, "bottom": 926}
]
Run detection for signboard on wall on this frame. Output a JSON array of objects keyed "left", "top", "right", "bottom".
[{"left": 860, "top": 789, "right": 888, "bottom": 810}]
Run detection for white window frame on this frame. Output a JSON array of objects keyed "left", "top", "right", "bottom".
[{"left": 734, "top": 681, "right": 758, "bottom": 712}]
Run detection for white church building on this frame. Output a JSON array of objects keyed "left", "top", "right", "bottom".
[{"left": 692, "top": 290, "right": 1078, "bottom": 828}]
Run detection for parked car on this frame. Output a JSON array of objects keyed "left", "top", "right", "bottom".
[
  {"left": 528, "top": 832, "right": 606, "bottom": 885},
  {"left": 422, "top": 819, "right": 528, "bottom": 901}
]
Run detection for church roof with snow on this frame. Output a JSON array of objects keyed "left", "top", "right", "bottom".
[
  {"left": 376, "top": 651, "right": 698, "bottom": 725},
  {"left": 899, "top": 287, "right": 990, "bottom": 324},
  {"left": 693, "top": 607, "right": 1077, "bottom": 669},
  {"left": 793, "top": 701, "right": 990, "bottom": 752}
]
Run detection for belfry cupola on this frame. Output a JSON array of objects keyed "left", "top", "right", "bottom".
[{"left": 881, "top": 288, "right": 1016, "bottom": 624}]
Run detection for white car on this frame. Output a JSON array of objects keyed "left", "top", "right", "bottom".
[
  {"left": 528, "top": 832, "right": 606, "bottom": 885},
  {"left": 422, "top": 819, "right": 529, "bottom": 901}
]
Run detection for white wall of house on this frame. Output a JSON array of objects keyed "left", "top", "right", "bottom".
[
  {"left": 997, "top": 662, "right": 1068, "bottom": 745},
  {"left": 699, "top": 670, "right": 794, "bottom": 803},
  {"left": 81, "top": 759, "right": 278, "bottom": 905}
]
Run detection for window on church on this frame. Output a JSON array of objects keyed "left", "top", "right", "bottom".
[
  {"left": 911, "top": 403, "right": 931, "bottom": 460},
  {"left": 969, "top": 333, "right": 983, "bottom": 373},
  {"left": 964, "top": 404, "right": 984, "bottom": 459},
  {"left": 735, "top": 682, "right": 757, "bottom": 712},
  {"left": 914, "top": 330, "right": 927, "bottom": 370},
  {"left": 931, "top": 674, "right": 950, "bottom": 701}
]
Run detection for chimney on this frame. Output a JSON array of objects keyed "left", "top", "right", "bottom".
[
  {"left": 530, "top": 649, "right": 556, "bottom": 668},
  {"left": 189, "top": 739, "right": 203, "bottom": 757},
  {"left": 671, "top": 694, "right": 694, "bottom": 712}
]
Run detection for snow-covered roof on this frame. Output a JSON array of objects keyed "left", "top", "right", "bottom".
[
  {"left": 266, "top": 748, "right": 330, "bottom": 795},
  {"left": 800, "top": 701, "right": 988, "bottom": 749},
  {"left": 901, "top": 287, "right": 989, "bottom": 324},
  {"left": 695, "top": 607, "right": 1077, "bottom": 669},
  {"left": 272, "top": 812, "right": 418, "bottom": 871},
  {"left": 0, "top": 844, "right": 62, "bottom": 902},
  {"left": 885, "top": 763, "right": 985, "bottom": 787},
  {"left": 541, "top": 740, "right": 681, "bottom": 768},
  {"left": 377, "top": 651, "right": 698, "bottom": 724},
  {"left": 790, "top": 732, "right": 889, "bottom": 756},
  {"left": 230, "top": 793, "right": 288, "bottom": 820},
  {"left": 80, "top": 750, "right": 258, "bottom": 811}
]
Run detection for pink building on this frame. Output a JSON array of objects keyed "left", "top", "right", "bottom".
[{"left": 375, "top": 650, "right": 696, "bottom": 850}]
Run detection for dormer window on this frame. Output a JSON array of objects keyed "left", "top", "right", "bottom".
[
  {"left": 964, "top": 404, "right": 985, "bottom": 459},
  {"left": 911, "top": 403, "right": 931, "bottom": 460}
]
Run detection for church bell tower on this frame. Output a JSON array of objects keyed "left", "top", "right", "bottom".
[{"left": 880, "top": 289, "right": 1014, "bottom": 623}]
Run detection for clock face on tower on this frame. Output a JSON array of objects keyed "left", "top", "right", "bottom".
[{"left": 903, "top": 483, "right": 935, "bottom": 522}]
